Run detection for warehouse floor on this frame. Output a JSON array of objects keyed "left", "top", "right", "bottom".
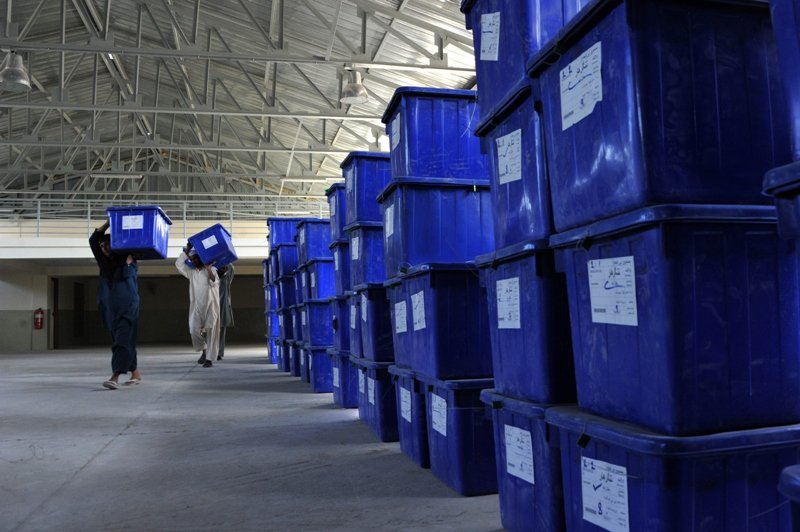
[{"left": 1, "top": 345, "right": 501, "bottom": 531}]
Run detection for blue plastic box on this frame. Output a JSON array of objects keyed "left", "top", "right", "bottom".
[
  {"left": 276, "top": 276, "right": 296, "bottom": 308},
  {"left": 301, "top": 299, "right": 333, "bottom": 348},
  {"left": 354, "top": 284, "right": 394, "bottom": 363},
  {"left": 389, "top": 365, "right": 430, "bottom": 469},
  {"left": 278, "top": 339, "right": 291, "bottom": 372},
  {"left": 764, "top": 161, "right": 800, "bottom": 238},
  {"left": 269, "top": 310, "right": 279, "bottom": 339},
  {"left": 378, "top": 177, "right": 495, "bottom": 277},
  {"left": 381, "top": 87, "right": 488, "bottom": 180},
  {"left": 548, "top": 406, "right": 800, "bottom": 532},
  {"left": 300, "top": 345, "right": 311, "bottom": 384},
  {"left": 329, "top": 349, "right": 358, "bottom": 408},
  {"left": 476, "top": 242, "right": 575, "bottom": 403},
  {"left": 262, "top": 259, "right": 270, "bottom": 287},
  {"left": 107, "top": 205, "right": 172, "bottom": 260},
  {"left": 268, "top": 217, "right": 309, "bottom": 248},
  {"left": 527, "top": 0, "right": 790, "bottom": 232},
  {"left": 306, "top": 259, "right": 335, "bottom": 300},
  {"left": 780, "top": 465, "right": 800, "bottom": 532},
  {"left": 306, "top": 344, "right": 333, "bottom": 393},
  {"left": 188, "top": 223, "right": 237, "bottom": 268},
  {"left": 351, "top": 356, "right": 399, "bottom": 442},
  {"left": 296, "top": 219, "right": 332, "bottom": 264},
  {"left": 402, "top": 264, "right": 493, "bottom": 379},
  {"left": 384, "top": 277, "right": 412, "bottom": 369},
  {"left": 289, "top": 341, "right": 301, "bottom": 377},
  {"left": 294, "top": 266, "right": 306, "bottom": 305},
  {"left": 341, "top": 151, "right": 392, "bottom": 226},
  {"left": 268, "top": 337, "right": 278, "bottom": 365},
  {"left": 347, "top": 222, "right": 386, "bottom": 286},
  {"left": 272, "top": 244, "right": 299, "bottom": 279},
  {"left": 481, "top": 390, "right": 565, "bottom": 532},
  {"left": 551, "top": 204, "right": 800, "bottom": 435},
  {"left": 325, "top": 183, "right": 348, "bottom": 243},
  {"left": 770, "top": 0, "right": 800, "bottom": 160},
  {"left": 419, "top": 374, "right": 497, "bottom": 496},
  {"left": 348, "top": 292, "right": 362, "bottom": 358},
  {"left": 474, "top": 81, "right": 554, "bottom": 248},
  {"left": 269, "top": 284, "right": 278, "bottom": 311},
  {"left": 277, "top": 307, "right": 293, "bottom": 342},
  {"left": 460, "top": 0, "right": 567, "bottom": 123},
  {"left": 330, "top": 241, "right": 351, "bottom": 294},
  {"left": 330, "top": 295, "right": 350, "bottom": 352},
  {"left": 291, "top": 305, "right": 303, "bottom": 343}
]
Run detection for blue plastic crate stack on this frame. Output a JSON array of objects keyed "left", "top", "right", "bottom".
[
  {"left": 462, "top": 0, "right": 800, "bottom": 530},
  {"left": 267, "top": 217, "right": 302, "bottom": 373},
  {"left": 262, "top": 258, "right": 279, "bottom": 364},
  {"left": 377, "top": 86, "right": 499, "bottom": 497}
]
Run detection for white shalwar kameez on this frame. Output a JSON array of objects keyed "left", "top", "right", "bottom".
[{"left": 176, "top": 252, "right": 221, "bottom": 360}]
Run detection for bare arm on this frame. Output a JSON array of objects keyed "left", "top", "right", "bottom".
[
  {"left": 175, "top": 251, "right": 192, "bottom": 279},
  {"left": 205, "top": 264, "right": 219, "bottom": 285}
]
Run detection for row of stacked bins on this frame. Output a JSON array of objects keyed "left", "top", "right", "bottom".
[
  {"left": 262, "top": 258, "right": 279, "bottom": 364},
  {"left": 462, "top": 0, "right": 800, "bottom": 530}
]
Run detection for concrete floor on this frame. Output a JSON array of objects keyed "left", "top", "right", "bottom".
[{"left": 1, "top": 345, "right": 502, "bottom": 532}]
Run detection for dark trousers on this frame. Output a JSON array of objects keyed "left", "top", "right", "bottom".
[
  {"left": 218, "top": 327, "right": 227, "bottom": 359},
  {"left": 111, "top": 315, "right": 138, "bottom": 374}
]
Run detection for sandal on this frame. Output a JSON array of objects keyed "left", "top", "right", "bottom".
[
  {"left": 124, "top": 378, "right": 141, "bottom": 385},
  {"left": 102, "top": 380, "right": 120, "bottom": 390}
]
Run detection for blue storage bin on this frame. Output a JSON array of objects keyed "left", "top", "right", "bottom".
[
  {"left": 481, "top": 390, "right": 565, "bottom": 532},
  {"left": 268, "top": 217, "right": 310, "bottom": 248},
  {"left": 347, "top": 222, "right": 386, "bottom": 286},
  {"left": 381, "top": 87, "right": 488, "bottom": 180},
  {"left": 305, "top": 344, "right": 333, "bottom": 393},
  {"left": 276, "top": 276, "right": 296, "bottom": 308},
  {"left": 277, "top": 307, "right": 293, "bottom": 341},
  {"left": 780, "top": 465, "right": 800, "bottom": 532},
  {"left": 378, "top": 177, "right": 495, "bottom": 277},
  {"left": 527, "top": 0, "right": 790, "bottom": 232},
  {"left": 188, "top": 223, "right": 238, "bottom": 268},
  {"left": 296, "top": 219, "right": 332, "bottom": 264},
  {"left": 306, "top": 259, "right": 335, "bottom": 300},
  {"left": 384, "top": 277, "right": 412, "bottom": 368},
  {"left": 300, "top": 345, "right": 311, "bottom": 384},
  {"left": 348, "top": 291, "right": 362, "bottom": 358},
  {"left": 269, "top": 284, "right": 278, "bottom": 313},
  {"left": 460, "top": 0, "right": 567, "bottom": 124},
  {"left": 106, "top": 205, "right": 172, "bottom": 260},
  {"left": 329, "top": 349, "right": 359, "bottom": 408},
  {"left": 341, "top": 151, "right": 392, "bottom": 226},
  {"left": 293, "top": 266, "right": 307, "bottom": 305},
  {"left": 476, "top": 242, "right": 575, "bottom": 403},
  {"left": 764, "top": 161, "right": 800, "bottom": 239},
  {"left": 354, "top": 284, "right": 394, "bottom": 362},
  {"left": 474, "top": 80, "right": 554, "bottom": 248},
  {"left": 330, "top": 241, "right": 351, "bottom": 294},
  {"left": 550, "top": 204, "right": 800, "bottom": 436},
  {"left": 402, "top": 263, "right": 492, "bottom": 379},
  {"left": 548, "top": 406, "right": 800, "bottom": 532},
  {"left": 301, "top": 299, "right": 333, "bottom": 348},
  {"left": 268, "top": 337, "right": 278, "bottom": 365},
  {"left": 325, "top": 183, "right": 348, "bottom": 243},
  {"left": 770, "top": 0, "right": 800, "bottom": 160},
  {"left": 278, "top": 339, "right": 291, "bottom": 372},
  {"left": 267, "top": 310, "right": 279, "bottom": 340},
  {"left": 272, "top": 244, "right": 299, "bottom": 279},
  {"left": 290, "top": 305, "right": 303, "bottom": 342},
  {"left": 289, "top": 341, "right": 302, "bottom": 377},
  {"left": 389, "top": 365, "right": 430, "bottom": 469},
  {"left": 330, "top": 295, "right": 350, "bottom": 352},
  {"left": 418, "top": 373, "right": 497, "bottom": 496},
  {"left": 351, "top": 356, "right": 399, "bottom": 442}
]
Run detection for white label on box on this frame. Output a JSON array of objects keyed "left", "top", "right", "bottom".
[
  {"left": 480, "top": 12, "right": 500, "bottom": 62},
  {"left": 391, "top": 115, "right": 401, "bottom": 150},
  {"left": 351, "top": 236, "right": 360, "bottom": 261},
  {"left": 581, "top": 457, "right": 630, "bottom": 532},
  {"left": 385, "top": 204, "right": 395, "bottom": 238},
  {"left": 431, "top": 393, "right": 447, "bottom": 436},
  {"left": 400, "top": 387, "right": 412, "bottom": 423},
  {"left": 504, "top": 425, "right": 534, "bottom": 485},
  {"left": 361, "top": 293, "right": 368, "bottom": 322},
  {"left": 561, "top": 42, "right": 603, "bottom": 131},
  {"left": 299, "top": 230, "right": 305, "bottom": 245},
  {"left": 368, "top": 377, "right": 376, "bottom": 405},
  {"left": 411, "top": 290, "right": 426, "bottom": 331},
  {"left": 121, "top": 214, "right": 144, "bottom": 230},
  {"left": 308, "top": 355, "right": 313, "bottom": 371},
  {"left": 279, "top": 315, "right": 283, "bottom": 327},
  {"left": 301, "top": 353, "right": 305, "bottom": 367},
  {"left": 201, "top": 235, "right": 218, "bottom": 249},
  {"left": 350, "top": 304, "right": 357, "bottom": 328},
  {"left": 496, "top": 277, "right": 522, "bottom": 329},
  {"left": 588, "top": 256, "right": 638, "bottom": 327},
  {"left": 358, "top": 371, "right": 365, "bottom": 394},
  {"left": 331, "top": 198, "right": 336, "bottom": 217},
  {"left": 333, "top": 367, "right": 340, "bottom": 388},
  {"left": 311, "top": 272, "right": 316, "bottom": 288},
  {"left": 394, "top": 301, "right": 408, "bottom": 334},
  {"left": 302, "top": 310, "right": 307, "bottom": 326},
  {"left": 334, "top": 252, "right": 339, "bottom": 271},
  {"left": 302, "top": 273, "right": 307, "bottom": 288},
  {"left": 496, "top": 129, "right": 523, "bottom": 185}
]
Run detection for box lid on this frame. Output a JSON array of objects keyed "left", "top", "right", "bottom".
[
  {"left": 400, "top": 262, "right": 478, "bottom": 280},
  {"left": 340, "top": 151, "right": 391, "bottom": 170},
  {"left": 388, "top": 364, "right": 416, "bottom": 379},
  {"left": 764, "top": 160, "right": 800, "bottom": 197},
  {"left": 324, "top": 182, "right": 346, "bottom": 197},
  {"left": 107, "top": 205, "right": 173, "bottom": 225},
  {"left": 377, "top": 176, "right": 490, "bottom": 203},
  {"left": 328, "top": 239, "right": 349, "bottom": 250},
  {"left": 476, "top": 239, "right": 550, "bottom": 269},
  {"left": 382, "top": 86, "right": 478, "bottom": 124},
  {"left": 780, "top": 465, "right": 800, "bottom": 501},
  {"left": 474, "top": 80, "right": 534, "bottom": 138},
  {"left": 343, "top": 220, "right": 383, "bottom": 232},
  {"left": 416, "top": 372, "right": 494, "bottom": 390},
  {"left": 480, "top": 389, "right": 550, "bottom": 419},
  {"left": 349, "top": 355, "right": 393, "bottom": 370}
]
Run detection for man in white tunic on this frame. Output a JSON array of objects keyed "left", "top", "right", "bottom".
[{"left": 175, "top": 245, "right": 221, "bottom": 367}]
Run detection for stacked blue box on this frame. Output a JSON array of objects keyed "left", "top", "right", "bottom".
[
  {"left": 305, "top": 344, "right": 333, "bottom": 393},
  {"left": 188, "top": 223, "right": 237, "bottom": 268},
  {"left": 418, "top": 373, "right": 497, "bottom": 496},
  {"left": 330, "top": 295, "right": 350, "bottom": 352},
  {"left": 769, "top": 0, "right": 800, "bottom": 161},
  {"left": 389, "top": 365, "right": 430, "bottom": 469},
  {"left": 107, "top": 205, "right": 172, "bottom": 260},
  {"left": 348, "top": 292, "right": 362, "bottom": 358},
  {"left": 269, "top": 283, "right": 278, "bottom": 312},
  {"left": 326, "top": 183, "right": 348, "bottom": 243},
  {"left": 330, "top": 241, "right": 351, "bottom": 294},
  {"left": 277, "top": 307, "right": 293, "bottom": 342},
  {"left": 527, "top": 0, "right": 790, "bottom": 232},
  {"left": 289, "top": 341, "right": 302, "bottom": 377},
  {"left": 550, "top": 205, "right": 800, "bottom": 436},
  {"left": 764, "top": 163, "right": 800, "bottom": 238},
  {"left": 301, "top": 299, "right": 333, "bottom": 347},
  {"left": 780, "top": 466, "right": 800, "bottom": 531},
  {"left": 549, "top": 406, "right": 800, "bottom": 532},
  {"left": 268, "top": 337, "right": 278, "bottom": 365},
  {"left": 296, "top": 219, "right": 332, "bottom": 264},
  {"left": 481, "top": 390, "right": 565, "bottom": 532},
  {"left": 346, "top": 221, "right": 386, "bottom": 286},
  {"left": 382, "top": 87, "right": 487, "bottom": 180},
  {"left": 278, "top": 339, "right": 291, "bottom": 372},
  {"left": 351, "top": 356, "right": 399, "bottom": 442},
  {"left": 379, "top": 178, "right": 494, "bottom": 278},
  {"left": 290, "top": 305, "right": 303, "bottom": 343},
  {"left": 268, "top": 217, "right": 307, "bottom": 246},
  {"left": 271, "top": 245, "right": 299, "bottom": 279},
  {"left": 401, "top": 263, "right": 492, "bottom": 379},
  {"left": 476, "top": 242, "right": 575, "bottom": 403},
  {"left": 354, "top": 284, "right": 394, "bottom": 362},
  {"left": 306, "top": 259, "right": 335, "bottom": 299},
  {"left": 384, "top": 277, "right": 411, "bottom": 368},
  {"left": 293, "top": 265, "right": 306, "bottom": 305},
  {"left": 341, "top": 151, "right": 392, "bottom": 226},
  {"left": 329, "top": 349, "right": 358, "bottom": 408},
  {"left": 300, "top": 345, "right": 310, "bottom": 384},
  {"left": 276, "top": 276, "right": 296, "bottom": 308}
]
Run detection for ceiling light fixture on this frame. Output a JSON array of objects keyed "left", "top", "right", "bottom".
[
  {"left": 0, "top": 52, "right": 31, "bottom": 93},
  {"left": 340, "top": 70, "right": 368, "bottom": 105}
]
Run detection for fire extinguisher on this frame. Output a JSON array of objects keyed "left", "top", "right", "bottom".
[{"left": 34, "top": 308, "right": 44, "bottom": 330}]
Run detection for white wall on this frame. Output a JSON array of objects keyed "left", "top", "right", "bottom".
[{"left": 0, "top": 265, "right": 49, "bottom": 352}]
